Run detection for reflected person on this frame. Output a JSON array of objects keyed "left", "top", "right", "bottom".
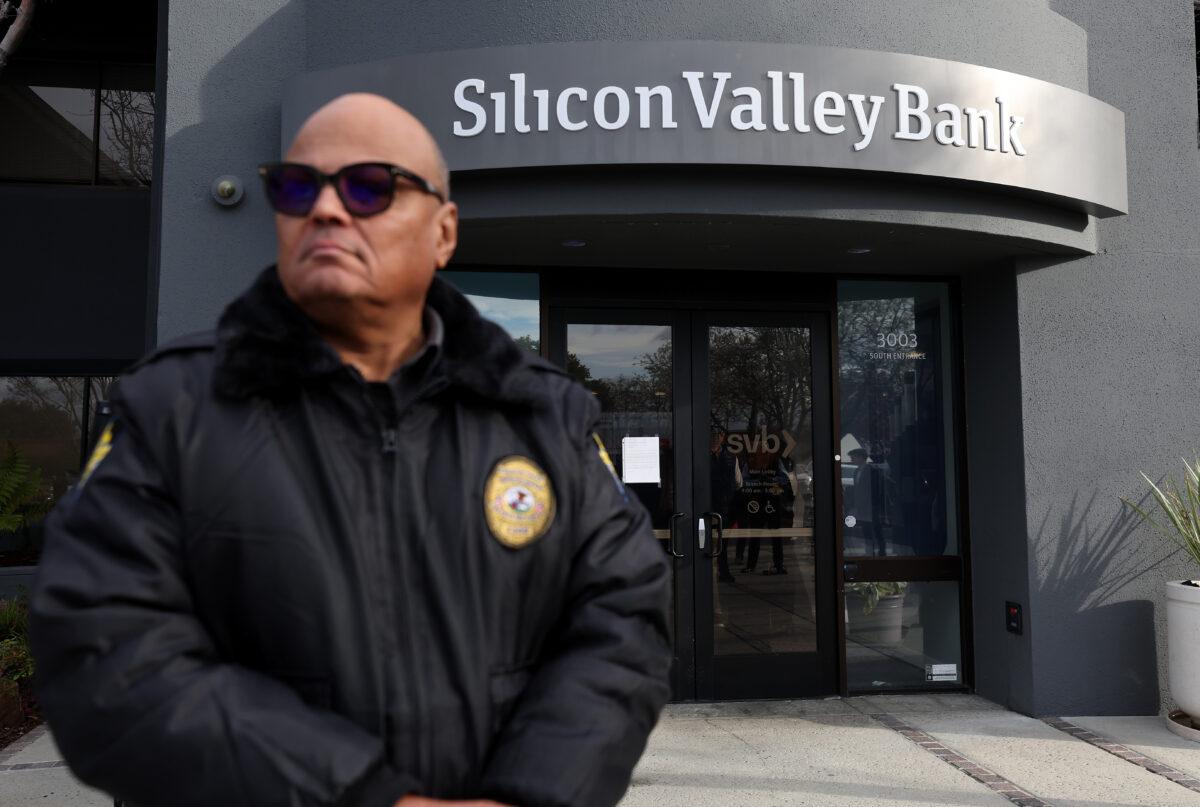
[{"left": 850, "top": 447, "right": 887, "bottom": 556}]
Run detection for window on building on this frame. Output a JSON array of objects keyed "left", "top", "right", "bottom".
[
  {"left": 0, "top": 376, "right": 115, "bottom": 569},
  {"left": 837, "top": 281, "right": 958, "bottom": 557},
  {"left": 837, "top": 280, "right": 965, "bottom": 691},
  {"left": 98, "top": 65, "right": 156, "bottom": 186},
  {"left": 845, "top": 580, "right": 963, "bottom": 691},
  {"left": 0, "top": 63, "right": 154, "bottom": 186},
  {"left": 441, "top": 271, "right": 541, "bottom": 352}
]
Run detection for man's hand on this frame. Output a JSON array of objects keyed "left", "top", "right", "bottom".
[{"left": 394, "top": 797, "right": 512, "bottom": 806}]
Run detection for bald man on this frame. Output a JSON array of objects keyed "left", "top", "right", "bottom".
[{"left": 30, "top": 94, "right": 671, "bottom": 807}]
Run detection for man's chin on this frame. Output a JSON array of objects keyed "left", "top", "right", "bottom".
[{"left": 284, "top": 261, "right": 369, "bottom": 302}]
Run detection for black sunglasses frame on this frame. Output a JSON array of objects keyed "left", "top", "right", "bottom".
[{"left": 257, "top": 161, "right": 446, "bottom": 217}]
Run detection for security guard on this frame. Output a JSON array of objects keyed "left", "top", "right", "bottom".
[{"left": 30, "top": 94, "right": 672, "bottom": 807}]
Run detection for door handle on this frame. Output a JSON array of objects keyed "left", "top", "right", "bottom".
[
  {"left": 669, "top": 512, "right": 686, "bottom": 558},
  {"left": 700, "top": 511, "right": 724, "bottom": 558}
]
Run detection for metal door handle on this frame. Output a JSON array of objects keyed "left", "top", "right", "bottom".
[
  {"left": 669, "top": 512, "right": 685, "bottom": 558},
  {"left": 701, "top": 511, "right": 724, "bottom": 558}
]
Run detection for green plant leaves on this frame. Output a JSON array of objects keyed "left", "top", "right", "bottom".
[
  {"left": 1124, "top": 459, "right": 1200, "bottom": 572},
  {"left": 0, "top": 443, "right": 48, "bottom": 534},
  {"left": 0, "top": 598, "right": 32, "bottom": 685},
  {"left": 0, "top": 637, "right": 32, "bottom": 682},
  {"left": 845, "top": 581, "right": 908, "bottom": 614}
]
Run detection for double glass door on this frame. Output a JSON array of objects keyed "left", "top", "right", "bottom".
[{"left": 552, "top": 309, "right": 835, "bottom": 700}]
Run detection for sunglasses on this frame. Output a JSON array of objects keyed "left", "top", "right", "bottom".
[{"left": 257, "top": 161, "right": 445, "bottom": 218}]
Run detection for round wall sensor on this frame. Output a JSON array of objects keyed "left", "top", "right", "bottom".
[{"left": 211, "top": 175, "right": 244, "bottom": 207}]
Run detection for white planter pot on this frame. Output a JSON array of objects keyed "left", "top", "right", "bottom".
[{"left": 1166, "top": 580, "right": 1200, "bottom": 721}]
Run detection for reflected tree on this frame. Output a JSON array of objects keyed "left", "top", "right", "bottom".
[
  {"left": 7, "top": 377, "right": 83, "bottom": 441},
  {"left": 708, "top": 327, "right": 813, "bottom": 465},
  {"left": 514, "top": 334, "right": 540, "bottom": 354},
  {"left": 100, "top": 88, "right": 154, "bottom": 184}
]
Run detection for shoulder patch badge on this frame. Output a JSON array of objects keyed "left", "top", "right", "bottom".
[
  {"left": 79, "top": 421, "right": 116, "bottom": 488},
  {"left": 592, "top": 433, "right": 625, "bottom": 495},
  {"left": 484, "top": 455, "right": 556, "bottom": 548}
]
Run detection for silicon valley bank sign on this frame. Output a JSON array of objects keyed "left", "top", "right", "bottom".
[
  {"left": 453, "top": 73, "right": 1028, "bottom": 157},
  {"left": 282, "top": 41, "right": 1128, "bottom": 216}
]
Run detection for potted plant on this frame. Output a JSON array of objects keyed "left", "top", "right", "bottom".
[
  {"left": 845, "top": 581, "right": 908, "bottom": 645},
  {"left": 1125, "top": 459, "right": 1200, "bottom": 737}
]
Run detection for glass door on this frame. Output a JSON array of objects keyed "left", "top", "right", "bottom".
[
  {"left": 557, "top": 311, "right": 696, "bottom": 698},
  {"left": 692, "top": 312, "right": 836, "bottom": 699},
  {"left": 553, "top": 308, "right": 836, "bottom": 700}
]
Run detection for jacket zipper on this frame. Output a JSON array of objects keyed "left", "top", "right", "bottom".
[
  {"left": 354, "top": 377, "right": 403, "bottom": 771},
  {"left": 370, "top": 376, "right": 447, "bottom": 784},
  {"left": 392, "top": 379, "right": 446, "bottom": 787}
]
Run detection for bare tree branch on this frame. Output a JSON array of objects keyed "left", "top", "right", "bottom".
[
  {"left": 100, "top": 88, "right": 155, "bottom": 184},
  {"left": 0, "top": 0, "right": 35, "bottom": 75},
  {"left": 8, "top": 378, "right": 85, "bottom": 441}
]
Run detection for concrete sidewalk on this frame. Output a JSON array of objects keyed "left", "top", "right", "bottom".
[
  {"left": 624, "top": 695, "right": 1200, "bottom": 806},
  {"left": 0, "top": 726, "right": 107, "bottom": 805},
  {"left": 2, "top": 694, "right": 1198, "bottom": 806}
]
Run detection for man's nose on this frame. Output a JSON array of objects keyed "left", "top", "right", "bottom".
[{"left": 309, "top": 181, "right": 351, "bottom": 223}]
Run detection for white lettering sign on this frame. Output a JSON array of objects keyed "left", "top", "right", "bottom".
[{"left": 452, "top": 71, "right": 1028, "bottom": 156}]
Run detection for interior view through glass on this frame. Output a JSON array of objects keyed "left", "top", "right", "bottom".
[
  {"left": 837, "top": 281, "right": 962, "bottom": 690},
  {"left": 706, "top": 326, "right": 817, "bottom": 658}
]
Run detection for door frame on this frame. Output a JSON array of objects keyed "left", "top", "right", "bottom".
[
  {"left": 691, "top": 309, "right": 838, "bottom": 700},
  {"left": 549, "top": 285, "right": 840, "bottom": 701},
  {"left": 548, "top": 307, "right": 698, "bottom": 699}
]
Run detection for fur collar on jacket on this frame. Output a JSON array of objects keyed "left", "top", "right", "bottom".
[{"left": 212, "top": 266, "right": 554, "bottom": 409}]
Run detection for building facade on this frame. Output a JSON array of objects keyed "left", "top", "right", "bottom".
[{"left": 2, "top": 0, "right": 1197, "bottom": 716}]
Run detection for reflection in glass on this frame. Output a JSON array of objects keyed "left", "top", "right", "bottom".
[
  {"left": 566, "top": 324, "right": 675, "bottom": 636},
  {"left": 98, "top": 89, "right": 155, "bottom": 186},
  {"left": 845, "top": 580, "right": 961, "bottom": 690},
  {"left": 837, "top": 281, "right": 958, "bottom": 557},
  {"left": 0, "top": 378, "right": 87, "bottom": 567},
  {"left": 0, "top": 84, "right": 96, "bottom": 183},
  {"left": 441, "top": 272, "right": 539, "bottom": 351},
  {"left": 707, "top": 326, "right": 817, "bottom": 656}
]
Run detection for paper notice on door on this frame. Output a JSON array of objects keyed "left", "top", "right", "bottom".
[{"left": 621, "top": 436, "right": 661, "bottom": 484}]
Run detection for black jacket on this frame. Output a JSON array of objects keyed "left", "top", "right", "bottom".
[{"left": 30, "top": 268, "right": 672, "bottom": 807}]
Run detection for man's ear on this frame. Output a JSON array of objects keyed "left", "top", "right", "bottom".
[{"left": 433, "top": 202, "right": 459, "bottom": 269}]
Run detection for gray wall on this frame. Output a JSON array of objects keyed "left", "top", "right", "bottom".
[
  {"left": 158, "top": 1, "right": 305, "bottom": 342},
  {"left": 1010, "top": 1, "right": 1200, "bottom": 715},
  {"left": 961, "top": 266, "right": 1036, "bottom": 715}
]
